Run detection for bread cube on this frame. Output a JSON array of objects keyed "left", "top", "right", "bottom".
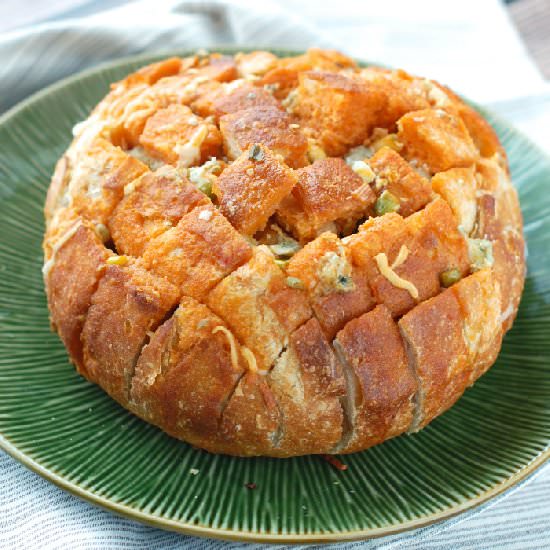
[
  {"left": 139, "top": 103, "right": 222, "bottom": 165},
  {"left": 357, "top": 68, "right": 431, "bottom": 130},
  {"left": 349, "top": 199, "right": 469, "bottom": 317},
  {"left": 286, "top": 232, "right": 375, "bottom": 338},
  {"left": 82, "top": 261, "right": 179, "bottom": 404},
  {"left": 142, "top": 204, "right": 252, "bottom": 300},
  {"left": 195, "top": 54, "right": 239, "bottom": 82},
  {"left": 104, "top": 84, "right": 166, "bottom": 149},
  {"left": 436, "top": 84, "right": 505, "bottom": 158},
  {"left": 207, "top": 248, "right": 311, "bottom": 371},
  {"left": 397, "top": 108, "right": 478, "bottom": 173},
  {"left": 431, "top": 167, "right": 477, "bottom": 234},
  {"left": 66, "top": 138, "right": 149, "bottom": 227},
  {"left": 109, "top": 166, "right": 208, "bottom": 257},
  {"left": 257, "top": 48, "right": 357, "bottom": 99},
  {"left": 220, "top": 106, "right": 308, "bottom": 168},
  {"left": 290, "top": 71, "right": 387, "bottom": 156},
  {"left": 277, "top": 158, "right": 375, "bottom": 242},
  {"left": 213, "top": 143, "right": 298, "bottom": 235},
  {"left": 132, "top": 296, "right": 246, "bottom": 451},
  {"left": 369, "top": 146, "right": 432, "bottom": 217},
  {"left": 235, "top": 51, "right": 278, "bottom": 78},
  {"left": 399, "top": 287, "right": 473, "bottom": 431},
  {"left": 268, "top": 318, "right": 346, "bottom": 455},
  {"left": 192, "top": 81, "right": 281, "bottom": 121},
  {"left": 335, "top": 305, "right": 416, "bottom": 452},
  {"left": 45, "top": 223, "right": 111, "bottom": 374},
  {"left": 452, "top": 269, "right": 502, "bottom": 381},
  {"left": 220, "top": 371, "right": 281, "bottom": 456},
  {"left": 122, "top": 57, "right": 184, "bottom": 88}
]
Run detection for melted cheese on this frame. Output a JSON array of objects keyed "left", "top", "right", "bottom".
[
  {"left": 174, "top": 125, "right": 208, "bottom": 167},
  {"left": 391, "top": 245, "right": 409, "bottom": 269},
  {"left": 374, "top": 252, "right": 419, "bottom": 299}
]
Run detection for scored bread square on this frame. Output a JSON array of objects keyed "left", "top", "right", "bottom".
[
  {"left": 82, "top": 261, "right": 180, "bottom": 405},
  {"left": 45, "top": 222, "right": 112, "bottom": 375},
  {"left": 348, "top": 198, "right": 469, "bottom": 318},
  {"left": 268, "top": 318, "right": 346, "bottom": 455},
  {"left": 109, "top": 166, "right": 208, "bottom": 257},
  {"left": 431, "top": 167, "right": 477, "bottom": 234},
  {"left": 192, "top": 81, "right": 281, "bottom": 121},
  {"left": 399, "top": 286, "right": 476, "bottom": 432},
  {"left": 397, "top": 108, "right": 478, "bottom": 174},
  {"left": 368, "top": 146, "right": 433, "bottom": 217},
  {"left": 451, "top": 269, "right": 503, "bottom": 381},
  {"left": 213, "top": 143, "right": 298, "bottom": 236},
  {"left": 277, "top": 158, "right": 376, "bottom": 242},
  {"left": 356, "top": 68, "right": 431, "bottom": 130},
  {"left": 67, "top": 138, "right": 149, "bottom": 226},
  {"left": 334, "top": 304, "right": 417, "bottom": 453},
  {"left": 121, "top": 57, "right": 184, "bottom": 88},
  {"left": 289, "top": 71, "right": 387, "bottom": 156},
  {"left": 207, "top": 248, "right": 312, "bottom": 372},
  {"left": 473, "top": 168, "right": 525, "bottom": 331},
  {"left": 43, "top": 49, "right": 525, "bottom": 457},
  {"left": 220, "top": 106, "right": 308, "bottom": 168},
  {"left": 131, "top": 296, "right": 246, "bottom": 452},
  {"left": 220, "top": 371, "right": 281, "bottom": 456},
  {"left": 142, "top": 204, "right": 253, "bottom": 300},
  {"left": 286, "top": 232, "right": 376, "bottom": 339},
  {"left": 139, "top": 104, "right": 223, "bottom": 166},
  {"left": 256, "top": 48, "right": 357, "bottom": 100}
]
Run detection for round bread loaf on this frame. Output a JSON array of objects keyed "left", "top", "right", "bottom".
[{"left": 43, "top": 49, "right": 525, "bottom": 457}]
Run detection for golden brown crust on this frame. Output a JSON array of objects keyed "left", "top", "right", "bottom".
[
  {"left": 220, "top": 106, "right": 308, "bottom": 168},
  {"left": 399, "top": 288, "right": 474, "bottom": 431},
  {"left": 131, "top": 297, "right": 246, "bottom": 452},
  {"left": 82, "top": 261, "right": 179, "bottom": 405},
  {"left": 213, "top": 143, "right": 298, "bottom": 235},
  {"left": 109, "top": 167, "right": 208, "bottom": 257},
  {"left": 45, "top": 222, "right": 111, "bottom": 375},
  {"left": 43, "top": 50, "right": 525, "bottom": 457},
  {"left": 335, "top": 305, "right": 416, "bottom": 453},
  {"left": 268, "top": 318, "right": 345, "bottom": 456},
  {"left": 277, "top": 158, "right": 375, "bottom": 242},
  {"left": 291, "top": 71, "right": 387, "bottom": 156}
]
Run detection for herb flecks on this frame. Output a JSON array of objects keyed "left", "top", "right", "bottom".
[{"left": 248, "top": 144, "right": 264, "bottom": 161}]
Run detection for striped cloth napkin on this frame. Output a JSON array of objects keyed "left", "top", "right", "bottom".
[{"left": 1, "top": 1, "right": 549, "bottom": 548}]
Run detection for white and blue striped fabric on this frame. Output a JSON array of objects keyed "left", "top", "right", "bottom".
[{"left": 1, "top": 1, "right": 549, "bottom": 548}]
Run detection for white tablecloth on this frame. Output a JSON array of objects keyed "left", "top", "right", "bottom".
[{"left": 1, "top": 1, "right": 549, "bottom": 547}]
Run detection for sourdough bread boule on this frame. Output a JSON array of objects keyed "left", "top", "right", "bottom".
[{"left": 43, "top": 49, "right": 525, "bottom": 457}]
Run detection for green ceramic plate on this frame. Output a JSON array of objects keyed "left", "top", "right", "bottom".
[{"left": 1, "top": 49, "right": 549, "bottom": 543}]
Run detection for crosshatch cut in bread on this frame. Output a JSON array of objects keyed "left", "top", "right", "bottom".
[{"left": 43, "top": 49, "right": 525, "bottom": 457}]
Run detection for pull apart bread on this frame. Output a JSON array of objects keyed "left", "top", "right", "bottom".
[{"left": 43, "top": 49, "right": 525, "bottom": 457}]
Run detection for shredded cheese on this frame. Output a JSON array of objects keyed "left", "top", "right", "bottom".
[
  {"left": 241, "top": 346, "right": 268, "bottom": 375},
  {"left": 374, "top": 252, "right": 419, "bottom": 299},
  {"left": 212, "top": 326, "right": 241, "bottom": 371},
  {"left": 391, "top": 245, "right": 409, "bottom": 269}
]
